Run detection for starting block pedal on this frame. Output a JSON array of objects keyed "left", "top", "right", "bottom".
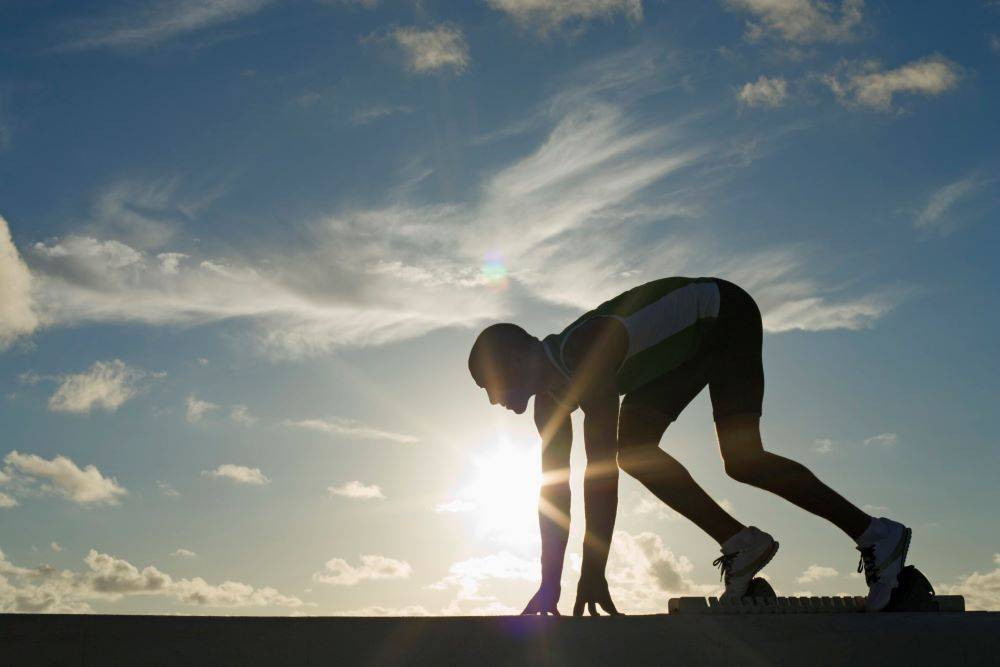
[{"left": 668, "top": 568, "right": 964, "bottom": 614}]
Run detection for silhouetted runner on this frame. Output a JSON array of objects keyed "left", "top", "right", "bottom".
[{"left": 468, "top": 277, "right": 911, "bottom": 615}]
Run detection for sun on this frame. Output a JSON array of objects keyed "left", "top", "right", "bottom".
[{"left": 459, "top": 437, "right": 542, "bottom": 544}]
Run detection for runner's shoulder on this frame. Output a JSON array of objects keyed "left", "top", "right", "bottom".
[{"left": 562, "top": 317, "right": 627, "bottom": 375}]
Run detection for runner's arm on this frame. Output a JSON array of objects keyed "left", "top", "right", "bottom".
[{"left": 533, "top": 392, "right": 573, "bottom": 590}]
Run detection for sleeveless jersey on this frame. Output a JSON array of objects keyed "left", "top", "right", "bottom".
[{"left": 542, "top": 277, "right": 720, "bottom": 395}]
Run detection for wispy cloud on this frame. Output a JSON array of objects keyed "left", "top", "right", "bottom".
[
  {"left": 351, "top": 105, "right": 414, "bottom": 125},
  {"left": 201, "top": 464, "right": 269, "bottom": 485},
  {"left": 313, "top": 554, "right": 411, "bottom": 585},
  {"left": 389, "top": 24, "right": 469, "bottom": 75},
  {"left": 724, "top": 0, "right": 865, "bottom": 44},
  {"left": 486, "top": 0, "right": 643, "bottom": 33},
  {"left": 435, "top": 499, "right": 475, "bottom": 513},
  {"left": 185, "top": 395, "right": 219, "bottom": 423},
  {"left": 0, "top": 216, "right": 38, "bottom": 350},
  {"left": 5, "top": 49, "right": 899, "bottom": 357},
  {"left": 0, "top": 547, "right": 301, "bottom": 613},
  {"left": 3, "top": 451, "right": 127, "bottom": 505},
  {"left": 915, "top": 173, "right": 992, "bottom": 235},
  {"left": 862, "top": 432, "right": 897, "bottom": 447},
  {"left": 797, "top": 564, "right": 838, "bottom": 583},
  {"left": 172, "top": 548, "right": 196, "bottom": 558},
  {"left": 328, "top": 481, "right": 385, "bottom": 500},
  {"left": 284, "top": 417, "right": 419, "bottom": 444},
  {"left": 737, "top": 76, "right": 789, "bottom": 109},
  {"left": 824, "top": 55, "right": 961, "bottom": 112},
  {"left": 228, "top": 405, "right": 257, "bottom": 425},
  {"left": 41, "top": 360, "right": 159, "bottom": 415},
  {"left": 156, "top": 480, "right": 180, "bottom": 497},
  {"left": 813, "top": 438, "right": 834, "bottom": 454},
  {"left": 631, "top": 496, "right": 680, "bottom": 520},
  {"left": 430, "top": 552, "right": 537, "bottom": 601},
  {"left": 60, "top": 0, "right": 277, "bottom": 51}
]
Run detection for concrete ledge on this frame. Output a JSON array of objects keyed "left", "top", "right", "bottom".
[{"left": 3, "top": 612, "right": 999, "bottom": 666}]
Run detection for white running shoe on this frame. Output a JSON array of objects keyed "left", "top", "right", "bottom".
[
  {"left": 856, "top": 517, "right": 912, "bottom": 612},
  {"left": 716, "top": 526, "right": 779, "bottom": 602}
]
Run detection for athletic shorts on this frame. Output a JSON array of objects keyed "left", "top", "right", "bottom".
[{"left": 620, "top": 279, "right": 764, "bottom": 423}]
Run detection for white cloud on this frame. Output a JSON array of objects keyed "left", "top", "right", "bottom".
[
  {"left": 813, "top": 438, "right": 834, "bottom": 454},
  {"left": 313, "top": 555, "right": 412, "bottom": 585},
  {"left": 185, "top": 394, "right": 219, "bottom": 423},
  {"left": 6, "top": 50, "right": 897, "bottom": 357},
  {"left": 157, "top": 480, "right": 180, "bottom": 497},
  {"left": 3, "top": 451, "right": 127, "bottom": 505},
  {"left": 50, "top": 542, "right": 63, "bottom": 553},
  {"left": 796, "top": 564, "right": 838, "bottom": 583},
  {"left": 172, "top": 548, "right": 196, "bottom": 558},
  {"left": 825, "top": 55, "right": 961, "bottom": 112},
  {"left": 604, "top": 531, "right": 711, "bottom": 611},
  {"left": 915, "top": 173, "right": 991, "bottom": 235},
  {"left": 435, "top": 499, "right": 476, "bottom": 513},
  {"left": 62, "top": 0, "right": 277, "bottom": 51},
  {"left": 201, "top": 464, "right": 269, "bottom": 485},
  {"left": 228, "top": 405, "right": 257, "bottom": 425},
  {"left": 0, "top": 215, "right": 38, "bottom": 350},
  {"left": 943, "top": 554, "right": 1000, "bottom": 611},
  {"left": 47, "top": 360, "right": 156, "bottom": 415},
  {"left": 89, "top": 178, "right": 190, "bottom": 250},
  {"left": 430, "top": 552, "right": 538, "bottom": 601},
  {"left": 631, "top": 497, "right": 679, "bottom": 520},
  {"left": 0, "top": 492, "right": 17, "bottom": 508},
  {"left": 328, "top": 481, "right": 385, "bottom": 500},
  {"left": 390, "top": 25, "right": 469, "bottom": 74},
  {"left": 862, "top": 432, "right": 897, "bottom": 447},
  {"left": 19, "top": 221, "right": 501, "bottom": 359},
  {"left": 351, "top": 105, "right": 414, "bottom": 125},
  {"left": 737, "top": 76, "right": 788, "bottom": 109},
  {"left": 486, "top": 0, "right": 643, "bottom": 31},
  {"left": 284, "top": 417, "right": 419, "bottom": 444},
  {"left": 724, "top": 0, "right": 865, "bottom": 43},
  {"left": 0, "top": 547, "right": 302, "bottom": 613}
]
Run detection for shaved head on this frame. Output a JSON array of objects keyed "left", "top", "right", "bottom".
[{"left": 468, "top": 323, "right": 534, "bottom": 386}]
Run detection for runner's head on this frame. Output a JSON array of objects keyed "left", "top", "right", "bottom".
[{"left": 469, "top": 323, "right": 538, "bottom": 414}]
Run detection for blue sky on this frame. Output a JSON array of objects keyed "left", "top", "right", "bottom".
[{"left": 1, "top": 0, "right": 998, "bottom": 615}]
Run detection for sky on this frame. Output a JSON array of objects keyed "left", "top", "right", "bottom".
[{"left": 0, "top": 0, "right": 998, "bottom": 616}]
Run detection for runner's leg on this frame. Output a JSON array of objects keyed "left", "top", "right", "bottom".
[
  {"left": 717, "top": 415, "right": 871, "bottom": 539},
  {"left": 709, "top": 280, "right": 871, "bottom": 540},
  {"left": 618, "top": 401, "right": 744, "bottom": 545}
]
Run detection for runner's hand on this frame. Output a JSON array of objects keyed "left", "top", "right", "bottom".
[
  {"left": 521, "top": 583, "right": 561, "bottom": 615},
  {"left": 573, "top": 571, "right": 620, "bottom": 616}
]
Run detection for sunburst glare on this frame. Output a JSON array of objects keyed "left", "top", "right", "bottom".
[{"left": 454, "top": 436, "right": 541, "bottom": 544}]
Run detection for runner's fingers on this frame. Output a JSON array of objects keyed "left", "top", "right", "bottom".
[{"left": 587, "top": 601, "right": 598, "bottom": 616}]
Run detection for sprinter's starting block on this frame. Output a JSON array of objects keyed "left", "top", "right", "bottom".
[{"left": 668, "top": 567, "right": 964, "bottom": 614}]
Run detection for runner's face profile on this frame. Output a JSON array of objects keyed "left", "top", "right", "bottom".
[{"left": 477, "top": 368, "right": 530, "bottom": 414}]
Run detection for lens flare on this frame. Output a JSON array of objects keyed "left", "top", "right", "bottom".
[{"left": 482, "top": 250, "right": 509, "bottom": 289}]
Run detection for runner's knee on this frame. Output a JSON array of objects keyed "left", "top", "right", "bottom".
[{"left": 723, "top": 452, "right": 768, "bottom": 485}]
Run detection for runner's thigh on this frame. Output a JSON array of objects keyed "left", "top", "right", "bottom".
[
  {"left": 708, "top": 280, "right": 764, "bottom": 421},
  {"left": 619, "top": 355, "right": 711, "bottom": 451}
]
